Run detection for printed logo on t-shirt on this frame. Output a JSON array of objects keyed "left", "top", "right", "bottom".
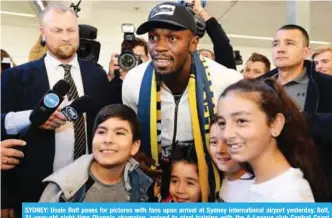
[{"left": 297, "top": 92, "right": 306, "bottom": 97}]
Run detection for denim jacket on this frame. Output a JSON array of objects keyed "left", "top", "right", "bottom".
[{"left": 39, "top": 154, "right": 153, "bottom": 202}]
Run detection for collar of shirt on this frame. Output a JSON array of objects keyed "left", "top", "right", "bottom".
[
  {"left": 293, "top": 67, "right": 309, "bottom": 85},
  {"left": 45, "top": 51, "right": 80, "bottom": 71},
  {"left": 274, "top": 67, "right": 309, "bottom": 86},
  {"left": 44, "top": 51, "right": 85, "bottom": 102}
]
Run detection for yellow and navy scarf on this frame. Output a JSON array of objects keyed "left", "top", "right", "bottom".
[{"left": 137, "top": 51, "right": 220, "bottom": 201}]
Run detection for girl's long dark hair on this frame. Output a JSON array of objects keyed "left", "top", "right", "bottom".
[{"left": 219, "top": 78, "right": 329, "bottom": 202}]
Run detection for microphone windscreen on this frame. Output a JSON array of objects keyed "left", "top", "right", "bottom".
[
  {"left": 53, "top": 79, "right": 70, "bottom": 97},
  {"left": 69, "top": 95, "right": 95, "bottom": 114}
]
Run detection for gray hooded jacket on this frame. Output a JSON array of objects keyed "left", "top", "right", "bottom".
[{"left": 39, "top": 154, "right": 153, "bottom": 202}]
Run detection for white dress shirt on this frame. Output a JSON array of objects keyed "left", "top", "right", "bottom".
[{"left": 5, "top": 52, "right": 88, "bottom": 172}]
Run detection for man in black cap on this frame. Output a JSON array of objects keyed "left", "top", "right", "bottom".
[{"left": 122, "top": 1, "right": 242, "bottom": 202}]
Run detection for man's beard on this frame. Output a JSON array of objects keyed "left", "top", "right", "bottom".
[{"left": 52, "top": 44, "right": 78, "bottom": 60}]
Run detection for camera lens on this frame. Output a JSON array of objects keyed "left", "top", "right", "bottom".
[{"left": 118, "top": 52, "right": 136, "bottom": 70}]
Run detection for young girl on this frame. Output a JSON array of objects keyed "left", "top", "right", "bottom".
[
  {"left": 216, "top": 79, "right": 328, "bottom": 202},
  {"left": 210, "top": 119, "right": 254, "bottom": 202},
  {"left": 163, "top": 145, "right": 201, "bottom": 202}
]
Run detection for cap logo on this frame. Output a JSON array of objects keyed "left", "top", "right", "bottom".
[{"left": 150, "top": 4, "right": 175, "bottom": 18}]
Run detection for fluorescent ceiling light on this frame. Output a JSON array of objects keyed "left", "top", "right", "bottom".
[
  {"left": 229, "top": 34, "right": 273, "bottom": 41},
  {"left": 0, "top": 10, "right": 36, "bottom": 18},
  {"left": 0, "top": 10, "right": 330, "bottom": 45},
  {"left": 228, "top": 34, "right": 330, "bottom": 45},
  {"left": 310, "top": 40, "right": 331, "bottom": 45}
]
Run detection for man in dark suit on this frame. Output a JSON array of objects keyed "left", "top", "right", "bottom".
[{"left": 1, "top": 3, "right": 110, "bottom": 217}]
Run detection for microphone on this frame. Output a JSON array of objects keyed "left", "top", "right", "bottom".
[
  {"left": 29, "top": 79, "right": 70, "bottom": 126},
  {"left": 61, "top": 95, "right": 94, "bottom": 121}
]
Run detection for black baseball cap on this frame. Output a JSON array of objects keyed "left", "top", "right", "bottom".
[{"left": 136, "top": 2, "right": 197, "bottom": 35}]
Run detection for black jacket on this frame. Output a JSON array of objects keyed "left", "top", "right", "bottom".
[
  {"left": 206, "top": 17, "right": 236, "bottom": 70},
  {"left": 262, "top": 60, "right": 332, "bottom": 112},
  {"left": 262, "top": 60, "right": 332, "bottom": 200},
  {"left": 108, "top": 76, "right": 123, "bottom": 104}
]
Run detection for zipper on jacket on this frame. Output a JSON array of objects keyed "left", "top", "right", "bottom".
[
  {"left": 307, "top": 60, "right": 320, "bottom": 112},
  {"left": 171, "top": 95, "right": 182, "bottom": 146},
  {"left": 311, "top": 62, "right": 320, "bottom": 111}
]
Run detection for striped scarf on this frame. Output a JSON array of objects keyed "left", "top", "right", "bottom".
[{"left": 137, "top": 51, "right": 220, "bottom": 201}]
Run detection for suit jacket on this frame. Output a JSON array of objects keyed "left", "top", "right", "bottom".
[{"left": 1, "top": 57, "right": 111, "bottom": 209}]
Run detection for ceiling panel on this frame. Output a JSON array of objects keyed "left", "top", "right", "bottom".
[
  {"left": 1, "top": 0, "right": 331, "bottom": 48},
  {"left": 1, "top": 1, "right": 35, "bottom": 14}
]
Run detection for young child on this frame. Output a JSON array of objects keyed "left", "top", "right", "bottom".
[
  {"left": 209, "top": 119, "right": 254, "bottom": 202},
  {"left": 216, "top": 79, "right": 328, "bottom": 202},
  {"left": 39, "top": 104, "right": 153, "bottom": 202},
  {"left": 163, "top": 145, "right": 201, "bottom": 202}
]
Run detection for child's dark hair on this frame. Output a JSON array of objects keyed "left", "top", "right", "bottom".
[
  {"left": 170, "top": 144, "right": 198, "bottom": 170},
  {"left": 93, "top": 104, "right": 141, "bottom": 141},
  {"left": 219, "top": 78, "right": 328, "bottom": 202},
  {"left": 210, "top": 116, "right": 218, "bottom": 128}
]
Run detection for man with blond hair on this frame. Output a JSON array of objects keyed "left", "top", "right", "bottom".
[
  {"left": 1, "top": 3, "right": 109, "bottom": 217},
  {"left": 312, "top": 45, "right": 332, "bottom": 76}
]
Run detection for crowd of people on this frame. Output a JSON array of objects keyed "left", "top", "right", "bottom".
[{"left": 1, "top": 1, "right": 332, "bottom": 217}]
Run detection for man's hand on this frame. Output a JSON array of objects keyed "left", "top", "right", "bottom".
[
  {"left": 183, "top": 0, "right": 211, "bottom": 21},
  {"left": 1, "top": 208, "right": 15, "bottom": 218},
  {"left": 108, "top": 52, "right": 120, "bottom": 81},
  {"left": 1, "top": 139, "right": 26, "bottom": 170},
  {"left": 39, "top": 108, "right": 67, "bottom": 130},
  {"left": 183, "top": 0, "right": 203, "bottom": 14}
]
